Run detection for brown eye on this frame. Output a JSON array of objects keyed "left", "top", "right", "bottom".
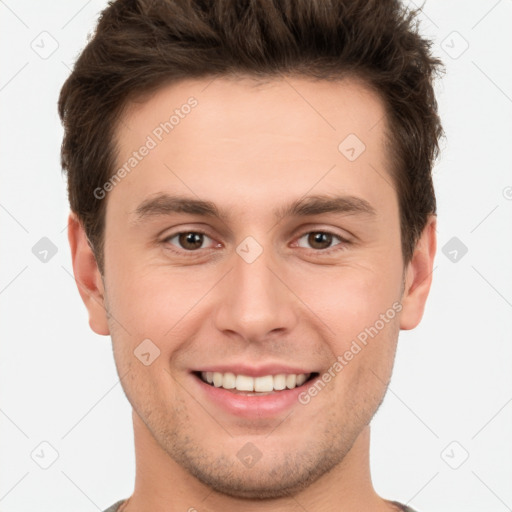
[
  {"left": 165, "top": 231, "right": 212, "bottom": 251},
  {"left": 179, "top": 232, "right": 204, "bottom": 250},
  {"left": 308, "top": 232, "right": 332, "bottom": 250},
  {"left": 296, "top": 231, "right": 346, "bottom": 252}
]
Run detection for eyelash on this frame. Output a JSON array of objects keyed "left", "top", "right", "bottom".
[{"left": 161, "top": 229, "right": 350, "bottom": 256}]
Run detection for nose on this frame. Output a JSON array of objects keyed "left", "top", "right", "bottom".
[{"left": 213, "top": 243, "right": 299, "bottom": 344}]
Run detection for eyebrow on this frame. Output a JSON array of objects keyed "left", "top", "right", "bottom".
[{"left": 130, "top": 192, "right": 377, "bottom": 225}]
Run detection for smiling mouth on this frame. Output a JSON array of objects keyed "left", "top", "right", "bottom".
[{"left": 193, "top": 371, "right": 320, "bottom": 395}]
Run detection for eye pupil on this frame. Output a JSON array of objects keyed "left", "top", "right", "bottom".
[
  {"left": 179, "top": 232, "right": 203, "bottom": 250},
  {"left": 309, "top": 232, "right": 332, "bottom": 250}
]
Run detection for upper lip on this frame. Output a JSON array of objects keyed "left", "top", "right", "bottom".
[{"left": 191, "top": 363, "right": 318, "bottom": 378}]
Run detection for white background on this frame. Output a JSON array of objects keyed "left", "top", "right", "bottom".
[{"left": 1, "top": 1, "right": 511, "bottom": 511}]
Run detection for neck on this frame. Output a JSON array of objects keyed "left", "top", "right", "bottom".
[{"left": 123, "top": 411, "right": 397, "bottom": 512}]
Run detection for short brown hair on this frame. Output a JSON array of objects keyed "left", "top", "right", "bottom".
[{"left": 59, "top": 0, "right": 444, "bottom": 275}]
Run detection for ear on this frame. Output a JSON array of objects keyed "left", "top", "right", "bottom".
[
  {"left": 67, "top": 212, "right": 110, "bottom": 336},
  {"left": 399, "top": 214, "right": 437, "bottom": 330}
]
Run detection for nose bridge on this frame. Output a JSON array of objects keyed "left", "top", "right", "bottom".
[{"left": 213, "top": 238, "right": 296, "bottom": 340}]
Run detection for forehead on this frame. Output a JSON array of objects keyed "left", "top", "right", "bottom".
[
  {"left": 109, "top": 75, "right": 395, "bottom": 221},
  {"left": 117, "top": 75, "right": 388, "bottom": 148}
]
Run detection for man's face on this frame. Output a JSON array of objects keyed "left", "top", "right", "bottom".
[{"left": 83, "top": 76, "right": 430, "bottom": 498}]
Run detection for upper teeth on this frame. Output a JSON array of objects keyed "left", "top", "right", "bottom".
[{"left": 200, "top": 371, "right": 310, "bottom": 392}]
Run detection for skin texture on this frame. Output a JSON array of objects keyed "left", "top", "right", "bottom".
[{"left": 68, "top": 76, "right": 436, "bottom": 512}]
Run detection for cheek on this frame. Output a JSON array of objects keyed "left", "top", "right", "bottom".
[
  {"left": 323, "top": 310, "right": 400, "bottom": 417},
  {"left": 105, "top": 253, "right": 212, "bottom": 338},
  {"left": 290, "top": 262, "right": 403, "bottom": 384},
  {"left": 292, "top": 262, "right": 401, "bottom": 331}
]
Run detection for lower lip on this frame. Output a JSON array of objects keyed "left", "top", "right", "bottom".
[{"left": 190, "top": 373, "right": 318, "bottom": 419}]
